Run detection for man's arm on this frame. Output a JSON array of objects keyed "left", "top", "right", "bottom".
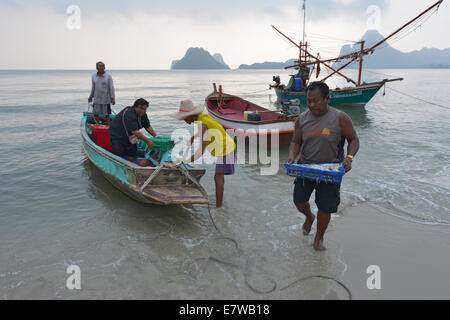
[
  {"left": 145, "top": 126, "right": 157, "bottom": 137},
  {"left": 132, "top": 130, "right": 154, "bottom": 149},
  {"left": 339, "top": 113, "right": 360, "bottom": 172},
  {"left": 186, "top": 124, "right": 208, "bottom": 163},
  {"left": 88, "top": 76, "right": 95, "bottom": 102},
  {"left": 287, "top": 119, "right": 302, "bottom": 164}
]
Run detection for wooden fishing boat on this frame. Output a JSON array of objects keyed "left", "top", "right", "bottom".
[
  {"left": 270, "top": 0, "right": 442, "bottom": 107},
  {"left": 81, "top": 112, "right": 208, "bottom": 205},
  {"left": 205, "top": 84, "right": 297, "bottom": 146}
]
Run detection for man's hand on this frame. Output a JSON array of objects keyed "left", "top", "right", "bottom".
[
  {"left": 343, "top": 157, "right": 352, "bottom": 173},
  {"left": 186, "top": 137, "right": 194, "bottom": 148},
  {"left": 286, "top": 156, "right": 295, "bottom": 164},
  {"left": 88, "top": 98, "right": 92, "bottom": 103},
  {"left": 173, "top": 158, "right": 183, "bottom": 165},
  {"left": 145, "top": 139, "right": 155, "bottom": 149},
  {"left": 111, "top": 98, "right": 116, "bottom": 105},
  {"left": 173, "top": 158, "right": 189, "bottom": 165}
]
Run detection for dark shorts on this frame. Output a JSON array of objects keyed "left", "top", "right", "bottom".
[
  {"left": 293, "top": 178, "right": 341, "bottom": 213},
  {"left": 111, "top": 139, "right": 137, "bottom": 158},
  {"left": 215, "top": 150, "right": 235, "bottom": 175}
]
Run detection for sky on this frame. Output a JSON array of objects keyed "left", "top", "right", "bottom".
[{"left": 0, "top": 0, "right": 448, "bottom": 69}]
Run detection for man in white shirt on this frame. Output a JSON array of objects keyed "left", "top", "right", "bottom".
[{"left": 88, "top": 61, "right": 115, "bottom": 125}]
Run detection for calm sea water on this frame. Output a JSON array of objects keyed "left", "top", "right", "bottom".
[{"left": 0, "top": 69, "right": 449, "bottom": 299}]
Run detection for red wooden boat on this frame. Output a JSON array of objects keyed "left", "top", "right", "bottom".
[{"left": 205, "top": 84, "right": 298, "bottom": 146}]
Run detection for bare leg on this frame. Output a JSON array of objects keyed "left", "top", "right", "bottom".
[
  {"left": 314, "top": 210, "right": 331, "bottom": 251},
  {"left": 294, "top": 202, "right": 315, "bottom": 235},
  {"left": 214, "top": 173, "right": 225, "bottom": 208},
  {"left": 106, "top": 115, "right": 111, "bottom": 125},
  {"left": 94, "top": 114, "right": 100, "bottom": 124}
]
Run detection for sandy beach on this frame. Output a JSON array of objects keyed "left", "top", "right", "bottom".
[{"left": 330, "top": 203, "right": 450, "bottom": 299}]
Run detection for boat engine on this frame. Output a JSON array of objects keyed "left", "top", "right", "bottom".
[{"left": 280, "top": 101, "right": 301, "bottom": 117}]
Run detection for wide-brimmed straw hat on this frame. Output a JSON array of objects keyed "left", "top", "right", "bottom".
[{"left": 172, "top": 100, "right": 204, "bottom": 120}]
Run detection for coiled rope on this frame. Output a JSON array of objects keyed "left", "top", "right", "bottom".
[{"left": 203, "top": 202, "right": 353, "bottom": 299}]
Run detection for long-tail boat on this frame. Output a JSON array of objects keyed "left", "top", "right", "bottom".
[
  {"left": 81, "top": 112, "right": 208, "bottom": 205},
  {"left": 270, "top": 0, "right": 443, "bottom": 107},
  {"left": 205, "top": 84, "right": 299, "bottom": 146}
]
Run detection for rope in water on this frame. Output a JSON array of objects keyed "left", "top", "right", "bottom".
[
  {"left": 234, "top": 88, "right": 272, "bottom": 96},
  {"left": 385, "top": 86, "right": 450, "bottom": 111},
  {"left": 141, "top": 145, "right": 353, "bottom": 297},
  {"left": 204, "top": 202, "right": 353, "bottom": 299}
]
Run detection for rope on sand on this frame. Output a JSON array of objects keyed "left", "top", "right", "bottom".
[{"left": 204, "top": 203, "right": 353, "bottom": 299}]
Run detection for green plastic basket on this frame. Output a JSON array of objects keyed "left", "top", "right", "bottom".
[{"left": 139, "top": 136, "right": 175, "bottom": 151}]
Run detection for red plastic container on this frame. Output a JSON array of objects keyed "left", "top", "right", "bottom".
[
  {"left": 89, "top": 124, "right": 113, "bottom": 152},
  {"left": 137, "top": 159, "right": 151, "bottom": 167}
]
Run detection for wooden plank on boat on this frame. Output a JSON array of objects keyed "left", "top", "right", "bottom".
[{"left": 143, "top": 185, "right": 209, "bottom": 205}]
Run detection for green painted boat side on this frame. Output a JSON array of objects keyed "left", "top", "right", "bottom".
[
  {"left": 81, "top": 112, "right": 134, "bottom": 184},
  {"left": 274, "top": 83, "right": 383, "bottom": 107},
  {"left": 80, "top": 112, "right": 209, "bottom": 205}
]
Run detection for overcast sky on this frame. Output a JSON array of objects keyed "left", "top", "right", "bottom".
[{"left": 0, "top": 0, "right": 448, "bottom": 69}]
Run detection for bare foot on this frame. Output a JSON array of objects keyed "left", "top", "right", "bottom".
[
  {"left": 302, "top": 214, "right": 315, "bottom": 235},
  {"left": 313, "top": 236, "right": 326, "bottom": 251}
]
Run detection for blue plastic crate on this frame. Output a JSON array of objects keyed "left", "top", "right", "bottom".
[{"left": 284, "top": 163, "right": 346, "bottom": 184}]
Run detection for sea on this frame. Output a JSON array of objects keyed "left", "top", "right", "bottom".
[{"left": 0, "top": 69, "right": 449, "bottom": 299}]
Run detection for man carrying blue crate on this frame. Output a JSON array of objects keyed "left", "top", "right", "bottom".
[{"left": 287, "top": 82, "right": 360, "bottom": 251}]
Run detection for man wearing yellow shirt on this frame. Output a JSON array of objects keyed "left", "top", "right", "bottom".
[{"left": 172, "top": 100, "right": 236, "bottom": 208}]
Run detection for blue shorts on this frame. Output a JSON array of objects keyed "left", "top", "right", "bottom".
[{"left": 293, "top": 178, "right": 341, "bottom": 213}]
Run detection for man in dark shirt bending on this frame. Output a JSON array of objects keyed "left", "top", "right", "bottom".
[{"left": 108, "top": 98, "right": 157, "bottom": 161}]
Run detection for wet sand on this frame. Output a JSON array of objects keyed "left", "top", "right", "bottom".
[{"left": 330, "top": 203, "right": 450, "bottom": 299}]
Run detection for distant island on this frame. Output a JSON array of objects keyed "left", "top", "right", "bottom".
[
  {"left": 171, "top": 34, "right": 450, "bottom": 70},
  {"left": 238, "top": 59, "right": 296, "bottom": 69},
  {"left": 171, "top": 48, "right": 230, "bottom": 69},
  {"left": 335, "top": 30, "right": 450, "bottom": 69},
  {"left": 237, "top": 30, "right": 450, "bottom": 70}
]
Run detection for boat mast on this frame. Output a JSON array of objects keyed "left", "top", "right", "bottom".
[
  {"left": 272, "top": 25, "right": 357, "bottom": 85},
  {"left": 319, "top": 0, "right": 444, "bottom": 83},
  {"left": 357, "top": 41, "right": 365, "bottom": 86},
  {"left": 302, "top": 0, "right": 306, "bottom": 45}
]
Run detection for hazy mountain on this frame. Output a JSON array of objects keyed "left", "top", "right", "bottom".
[
  {"left": 212, "top": 53, "right": 229, "bottom": 68},
  {"left": 238, "top": 59, "right": 297, "bottom": 69},
  {"left": 171, "top": 48, "right": 230, "bottom": 69},
  {"left": 335, "top": 30, "right": 450, "bottom": 69}
]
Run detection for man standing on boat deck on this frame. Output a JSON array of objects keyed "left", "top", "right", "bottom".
[
  {"left": 287, "top": 82, "right": 360, "bottom": 251},
  {"left": 172, "top": 100, "right": 236, "bottom": 208},
  {"left": 88, "top": 61, "right": 115, "bottom": 125},
  {"left": 108, "top": 98, "right": 157, "bottom": 162}
]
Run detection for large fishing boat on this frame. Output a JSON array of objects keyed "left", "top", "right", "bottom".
[{"left": 270, "top": 0, "right": 443, "bottom": 107}]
